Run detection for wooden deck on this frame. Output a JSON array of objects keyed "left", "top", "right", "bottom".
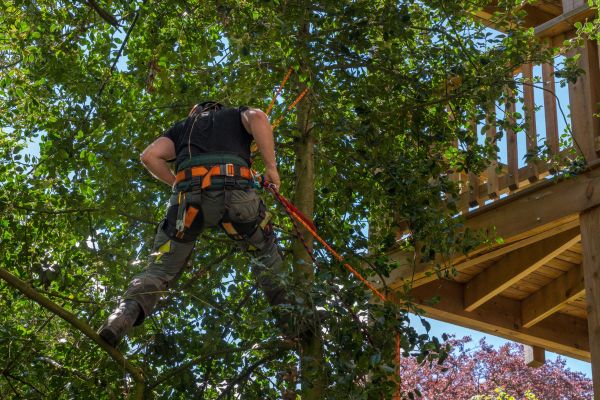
[{"left": 381, "top": 0, "right": 600, "bottom": 393}]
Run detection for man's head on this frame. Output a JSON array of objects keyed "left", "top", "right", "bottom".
[{"left": 188, "top": 101, "right": 224, "bottom": 117}]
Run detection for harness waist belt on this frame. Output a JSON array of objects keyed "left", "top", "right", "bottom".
[{"left": 175, "top": 164, "right": 253, "bottom": 189}]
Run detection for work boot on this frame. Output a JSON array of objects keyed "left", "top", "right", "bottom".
[{"left": 97, "top": 300, "right": 141, "bottom": 347}]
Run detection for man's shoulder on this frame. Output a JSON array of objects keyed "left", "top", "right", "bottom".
[{"left": 162, "top": 119, "right": 187, "bottom": 141}]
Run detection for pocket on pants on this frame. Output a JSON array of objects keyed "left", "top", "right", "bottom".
[{"left": 227, "top": 190, "right": 260, "bottom": 223}]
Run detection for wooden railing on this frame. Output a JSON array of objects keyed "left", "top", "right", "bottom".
[{"left": 451, "top": 37, "right": 600, "bottom": 215}]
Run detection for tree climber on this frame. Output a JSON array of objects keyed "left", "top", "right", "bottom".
[{"left": 98, "top": 101, "right": 310, "bottom": 347}]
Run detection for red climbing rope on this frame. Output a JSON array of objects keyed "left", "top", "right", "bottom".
[
  {"left": 263, "top": 181, "right": 402, "bottom": 396},
  {"left": 266, "top": 184, "right": 385, "bottom": 301}
]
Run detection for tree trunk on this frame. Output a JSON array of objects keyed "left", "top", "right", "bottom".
[{"left": 292, "top": 84, "right": 326, "bottom": 397}]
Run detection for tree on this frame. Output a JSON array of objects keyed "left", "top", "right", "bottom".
[
  {"left": 401, "top": 337, "right": 593, "bottom": 400},
  {"left": 0, "top": 0, "right": 567, "bottom": 398}
]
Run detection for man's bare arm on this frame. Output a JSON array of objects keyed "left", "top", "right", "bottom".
[
  {"left": 140, "top": 137, "right": 177, "bottom": 187},
  {"left": 241, "top": 108, "right": 281, "bottom": 188}
]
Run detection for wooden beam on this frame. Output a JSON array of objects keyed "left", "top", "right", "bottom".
[
  {"left": 464, "top": 227, "right": 580, "bottom": 311},
  {"left": 521, "top": 263, "right": 585, "bottom": 328},
  {"left": 542, "top": 62, "right": 560, "bottom": 156},
  {"left": 409, "top": 279, "right": 590, "bottom": 361},
  {"left": 523, "top": 63, "right": 539, "bottom": 183},
  {"left": 524, "top": 345, "right": 546, "bottom": 368},
  {"left": 535, "top": 0, "right": 564, "bottom": 16},
  {"left": 535, "top": 4, "right": 595, "bottom": 38},
  {"left": 579, "top": 205, "right": 600, "bottom": 399},
  {"left": 466, "top": 161, "right": 600, "bottom": 242},
  {"left": 386, "top": 162, "right": 600, "bottom": 288}
]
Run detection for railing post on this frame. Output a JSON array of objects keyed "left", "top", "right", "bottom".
[
  {"left": 566, "top": 39, "right": 600, "bottom": 164},
  {"left": 523, "top": 63, "right": 539, "bottom": 182},
  {"left": 469, "top": 120, "right": 481, "bottom": 207},
  {"left": 542, "top": 61, "right": 560, "bottom": 156},
  {"left": 579, "top": 205, "right": 600, "bottom": 400},
  {"left": 485, "top": 108, "right": 499, "bottom": 198},
  {"left": 505, "top": 86, "right": 519, "bottom": 190},
  {"left": 562, "top": 0, "right": 588, "bottom": 13}
]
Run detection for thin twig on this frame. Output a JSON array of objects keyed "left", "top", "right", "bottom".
[
  {"left": 148, "top": 340, "right": 294, "bottom": 390},
  {"left": 82, "top": 0, "right": 119, "bottom": 27},
  {"left": 215, "top": 354, "right": 277, "bottom": 400}
]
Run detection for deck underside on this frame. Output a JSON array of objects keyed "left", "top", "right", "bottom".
[{"left": 383, "top": 163, "right": 600, "bottom": 361}]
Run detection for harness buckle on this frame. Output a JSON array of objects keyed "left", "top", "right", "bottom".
[
  {"left": 223, "top": 175, "right": 236, "bottom": 189},
  {"left": 225, "top": 163, "right": 235, "bottom": 177}
]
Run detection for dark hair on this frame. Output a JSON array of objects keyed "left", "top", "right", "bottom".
[
  {"left": 188, "top": 101, "right": 224, "bottom": 117},
  {"left": 198, "top": 101, "right": 223, "bottom": 111}
]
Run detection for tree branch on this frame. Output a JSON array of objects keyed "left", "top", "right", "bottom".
[
  {"left": 148, "top": 340, "right": 295, "bottom": 391},
  {"left": 2, "top": 371, "right": 44, "bottom": 396},
  {"left": 0, "top": 268, "right": 146, "bottom": 398},
  {"left": 82, "top": 0, "right": 119, "bottom": 27},
  {"left": 216, "top": 354, "right": 277, "bottom": 400}
]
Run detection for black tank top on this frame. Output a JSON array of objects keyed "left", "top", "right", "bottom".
[{"left": 163, "top": 106, "right": 253, "bottom": 167}]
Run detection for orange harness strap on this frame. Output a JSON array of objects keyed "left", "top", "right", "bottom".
[{"left": 175, "top": 164, "right": 253, "bottom": 188}]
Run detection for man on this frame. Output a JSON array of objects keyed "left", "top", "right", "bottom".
[{"left": 98, "top": 101, "right": 305, "bottom": 347}]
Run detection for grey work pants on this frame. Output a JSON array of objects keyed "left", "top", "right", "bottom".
[{"left": 123, "top": 188, "right": 288, "bottom": 325}]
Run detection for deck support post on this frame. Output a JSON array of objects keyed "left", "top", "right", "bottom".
[
  {"left": 567, "top": 39, "right": 600, "bottom": 164},
  {"left": 579, "top": 206, "right": 600, "bottom": 399},
  {"left": 524, "top": 345, "right": 545, "bottom": 368}
]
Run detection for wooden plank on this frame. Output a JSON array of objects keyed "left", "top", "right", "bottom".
[
  {"left": 562, "top": 0, "right": 587, "bottom": 13},
  {"left": 546, "top": 257, "right": 578, "bottom": 271},
  {"left": 469, "top": 121, "right": 481, "bottom": 207},
  {"left": 521, "top": 263, "right": 585, "bottom": 327},
  {"left": 464, "top": 227, "right": 581, "bottom": 311},
  {"left": 524, "top": 345, "right": 546, "bottom": 368},
  {"left": 542, "top": 62, "right": 560, "bottom": 156},
  {"left": 523, "top": 63, "right": 539, "bottom": 182},
  {"left": 485, "top": 110, "right": 499, "bottom": 198},
  {"left": 535, "top": 4, "right": 595, "bottom": 38},
  {"left": 505, "top": 87, "right": 519, "bottom": 190},
  {"left": 567, "top": 39, "right": 600, "bottom": 164},
  {"left": 579, "top": 205, "right": 600, "bottom": 399},
  {"left": 455, "top": 218, "right": 579, "bottom": 276},
  {"left": 408, "top": 279, "right": 590, "bottom": 361},
  {"left": 534, "top": 1, "right": 563, "bottom": 16}
]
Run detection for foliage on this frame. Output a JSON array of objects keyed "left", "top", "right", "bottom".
[
  {"left": 471, "top": 388, "right": 540, "bottom": 400},
  {"left": 0, "top": 0, "right": 567, "bottom": 398},
  {"left": 402, "top": 337, "right": 593, "bottom": 400}
]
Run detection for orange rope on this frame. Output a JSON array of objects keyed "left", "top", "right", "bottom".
[
  {"left": 393, "top": 333, "right": 402, "bottom": 399},
  {"left": 287, "top": 209, "right": 386, "bottom": 302},
  {"left": 271, "top": 88, "right": 309, "bottom": 130},
  {"left": 266, "top": 67, "right": 293, "bottom": 116}
]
